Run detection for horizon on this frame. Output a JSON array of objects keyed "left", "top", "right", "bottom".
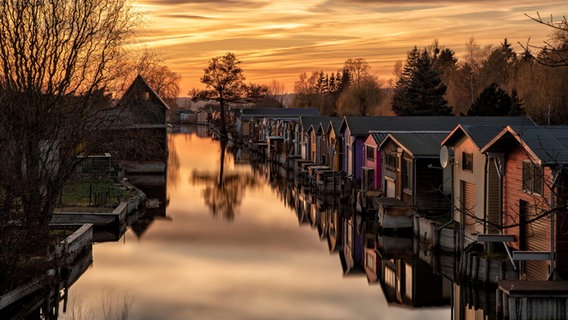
[{"left": 134, "top": 0, "right": 568, "bottom": 95}]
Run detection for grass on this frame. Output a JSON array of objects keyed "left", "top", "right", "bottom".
[{"left": 57, "top": 177, "right": 132, "bottom": 210}]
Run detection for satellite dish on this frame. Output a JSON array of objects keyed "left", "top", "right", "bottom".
[{"left": 440, "top": 146, "right": 450, "bottom": 168}]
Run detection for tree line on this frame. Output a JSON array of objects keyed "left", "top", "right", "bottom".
[{"left": 288, "top": 15, "right": 568, "bottom": 124}]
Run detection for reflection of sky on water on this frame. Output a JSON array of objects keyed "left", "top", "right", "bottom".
[{"left": 68, "top": 130, "right": 449, "bottom": 319}]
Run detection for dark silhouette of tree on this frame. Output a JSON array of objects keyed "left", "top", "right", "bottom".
[
  {"left": 192, "top": 141, "right": 259, "bottom": 221},
  {"left": 478, "top": 39, "right": 517, "bottom": 90},
  {"left": 392, "top": 48, "right": 452, "bottom": 116},
  {"left": 200, "top": 53, "right": 246, "bottom": 139},
  {"left": 0, "top": 0, "right": 137, "bottom": 293},
  {"left": 467, "top": 83, "right": 524, "bottom": 116},
  {"left": 524, "top": 13, "right": 568, "bottom": 67},
  {"left": 134, "top": 49, "right": 181, "bottom": 108}
]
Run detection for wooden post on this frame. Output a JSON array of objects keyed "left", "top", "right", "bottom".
[
  {"left": 496, "top": 288, "right": 503, "bottom": 318},
  {"left": 472, "top": 255, "right": 479, "bottom": 282}
]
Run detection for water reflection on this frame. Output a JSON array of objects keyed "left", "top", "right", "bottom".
[
  {"left": 61, "top": 126, "right": 456, "bottom": 319},
  {"left": 192, "top": 139, "right": 260, "bottom": 221},
  {"left": 233, "top": 139, "right": 456, "bottom": 317}
]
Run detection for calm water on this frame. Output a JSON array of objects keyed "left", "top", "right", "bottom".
[{"left": 66, "top": 126, "right": 451, "bottom": 320}]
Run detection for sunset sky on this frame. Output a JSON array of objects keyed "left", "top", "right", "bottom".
[{"left": 134, "top": 0, "right": 568, "bottom": 95}]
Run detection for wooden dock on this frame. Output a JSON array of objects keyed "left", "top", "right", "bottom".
[{"left": 498, "top": 280, "right": 568, "bottom": 320}]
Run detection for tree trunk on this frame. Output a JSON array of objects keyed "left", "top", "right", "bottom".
[{"left": 219, "top": 96, "right": 228, "bottom": 139}]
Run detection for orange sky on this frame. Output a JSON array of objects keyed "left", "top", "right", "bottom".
[{"left": 134, "top": 0, "right": 568, "bottom": 95}]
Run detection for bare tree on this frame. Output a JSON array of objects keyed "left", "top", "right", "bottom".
[
  {"left": 337, "top": 76, "right": 384, "bottom": 116},
  {"left": 200, "top": 52, "right": 246, "bottom": 139},
  {"left": 525, "top": 13, "right": 568, "bottom": 67},
  {"left": 267, "top": 79, "right": 287, "bottom": 107},
  {"left": 343, "top": 58, "right": 371, "bottom": 87},
  {"left": 134, "top": 49, "right": 181, "bottom": 108},
  {"left": 0, "top": 0, "right": 137, "bottom": 291}
]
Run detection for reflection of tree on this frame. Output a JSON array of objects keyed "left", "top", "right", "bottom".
[
  {"left": 192, "top": 140, "right": 259, "bottom": 221},
  {"left": 167, "top": 133, "right": 181, "bottom": 190}
]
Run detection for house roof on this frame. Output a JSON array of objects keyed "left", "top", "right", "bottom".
[
  {"left": 441, "top": 124, "right": 513, "bottom": 150},
  {"left": 340, "top": 116, "right": 534, "bottom": 137},
  {"left": 300, "top": 116, "right": 337, "bottom": 133},
  {"left": 379, "top": 132, "right": 449, "bottom": 157},
  {"left": 102, "top": 75, "right": 169, "bottom": 128},
  {"left": 238, "top": 107, "right": 319, "bottom": 116},
  {"left": 119, "top": 75, "right": 170, "bottom": 111},
  {"left": 326, "top": 117, "right": 344, "bottom": 136},
  {"left": 482, "top": 125, "right": 568, "bottom": 165}
]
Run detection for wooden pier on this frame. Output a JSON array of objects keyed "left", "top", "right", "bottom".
[{"left": 498, "top": 280, "right": 568, "bottom": 320}]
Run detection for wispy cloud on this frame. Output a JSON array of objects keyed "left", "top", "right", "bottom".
[{"left": 135, "top": 0, "right": 568, "bottom": 93}]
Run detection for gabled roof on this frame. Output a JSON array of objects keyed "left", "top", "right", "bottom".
[
  {"left": 340, "top": 116, "right": 534, "bottom": 138},
  {"left": 326, "top": 117, "right": 344, "bottom": 136},
  {"left": 379, "top": 132, "right": 448, "bottom": 157},
  {"left": 300, "top": 116, "right": 336, "bottom": 133},
  {"left": 238, "top": 107, "right": 319, "bottom": 117},
  {"left": 119, "top": 75, "right": 170, "bottom": 110},
  {"left": 441, "top": 124, "right": 512, "bottom": 150},
  {"left": 482, "top": 125, "right": 568, "bottom": 166}
]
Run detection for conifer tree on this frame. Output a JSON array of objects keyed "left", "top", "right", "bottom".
[{"left": 392, "top": 48, "right": 452, "bottom": 116}]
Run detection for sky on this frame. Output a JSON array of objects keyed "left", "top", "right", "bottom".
[{"left": 133, "top": 0, "right": 568, "bottom": 95}]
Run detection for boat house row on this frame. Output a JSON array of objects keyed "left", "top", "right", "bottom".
[{"left": 233, "top": 111, "right": 568, "bottom": 282}]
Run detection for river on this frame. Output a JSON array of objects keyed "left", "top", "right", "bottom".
[{"left": 66, "top": 126, "right": 451, "bottom": 320}]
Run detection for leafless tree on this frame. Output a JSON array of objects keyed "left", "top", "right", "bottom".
[
  {"left": 0, "top": 0, "right": 137, "bottom": 291},
  {"left": 524, "top": 13, "right": 568, "bottom": 67},
  {"left": 134, "top": 49, "right": 181, "bottom": 108}
]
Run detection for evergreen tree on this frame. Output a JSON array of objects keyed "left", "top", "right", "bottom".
[
  {"left": 467, "top": 83, "right": 524, "bottom": 116},
  {"left": 392, "top": 48, "right": 452, "bottom": 116}
]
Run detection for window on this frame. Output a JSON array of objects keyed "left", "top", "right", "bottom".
[
  {"left": 366, "top": 146, "right": 374, "bottom": 161},
  {"left": 522, "top": 161, "right": 544, "bottom": 194},
  {"left": 385, "top": 152, "right": 397, "bottom": 168},
  {"left": 462, "top": 152, "right": 473, "bottom": 171},
  {"left": 403, "top": 159, "right": 412, "bottom": 190}
]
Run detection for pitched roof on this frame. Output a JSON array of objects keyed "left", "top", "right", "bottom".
[
  {"left": 482, "top": 126, "right": 568, "bottom": 165},
  {"left": 441, "top": 124, "right": 512, "bottom": 149},
  {"left": 239, "top": 107, "right": 319, "bottom": 116},
  {"left": 340, "top": 116, "right": 534, "bottom": 137},
  {"left": 299, "top": 116, "right": 335, "bottom": 132},
  {"left": 326, "top": 117, "right": 344, "bottom": 136},
  {"left": 379, "top": 132, "right": 448, "bottom": 157},
  {"left": 119, "top": 75, "right": 170, "bottom": 111}
]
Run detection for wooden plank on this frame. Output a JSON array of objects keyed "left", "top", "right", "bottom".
[
  {"left": 512, "top": 251, "right": 552, "bottom": 261},
  {"left": 477, "top": 234, "right": 516, "bottom": 243}
]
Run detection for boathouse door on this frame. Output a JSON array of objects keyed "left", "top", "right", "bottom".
[
  {"left": 385, "top": 178, "right": 395, "bottom": 198},
  {"left": 460, "top": 181, "right": 476, "bottom": 245}
]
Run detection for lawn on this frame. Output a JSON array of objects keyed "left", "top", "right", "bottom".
[{"left": 56, "top": 177, "right": 132, "bottom": 212}]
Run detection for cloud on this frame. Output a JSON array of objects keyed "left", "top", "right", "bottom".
[{"left": 133, "top": 0, "right": 568, "bottom": 93}]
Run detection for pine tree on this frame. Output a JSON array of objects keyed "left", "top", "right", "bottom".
[
  {"left": 392, "top": 48, "right": 452, "bottom": 116},
  {"left": 467, "top": 83, "right": 524, "bottom": 116}
]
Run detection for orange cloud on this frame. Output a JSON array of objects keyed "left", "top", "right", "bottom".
[{"left": 135, "top": 0, "right": 568, "bottom": 95}]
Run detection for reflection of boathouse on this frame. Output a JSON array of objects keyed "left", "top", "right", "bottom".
[{"left": 380, "top": 257, "right": 451, "bottom": 308}]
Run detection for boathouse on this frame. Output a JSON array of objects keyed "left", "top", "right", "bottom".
[{"left": 482, "top": 125, "right": 568, "bottom": 280}]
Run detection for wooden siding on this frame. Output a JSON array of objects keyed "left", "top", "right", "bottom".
[
  {"left": 556, "top": 176, "right": 568, "bottom": 273},
  {"left": 354, "top": 138, "right": 365, "bottom": 181},
  {"left": 364, "top": 135, "right": 381, "bottom": 190},
  {"left": 374, "top": 149, "right": 382, "bottom": 191},
  {"left": 461, "top": 180, "right": 477, "bottom": 243},
  {"left": 343, "top": 127, "right": 352, "bottom": 175},
  {"left": 487, "top": 161, "right": 500, "bottom": 234},
  {"left": 415, "top": 159, "right": 449, "bottom": 215},
  {"left": 503, "top": 146, "right": 551, "bottom": 280},
  {"left": 503, "top": 146, "right": 551, "bottom": 252},
  {"left": 450, "top": 136, "right": 486, "bottom": 239}
]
